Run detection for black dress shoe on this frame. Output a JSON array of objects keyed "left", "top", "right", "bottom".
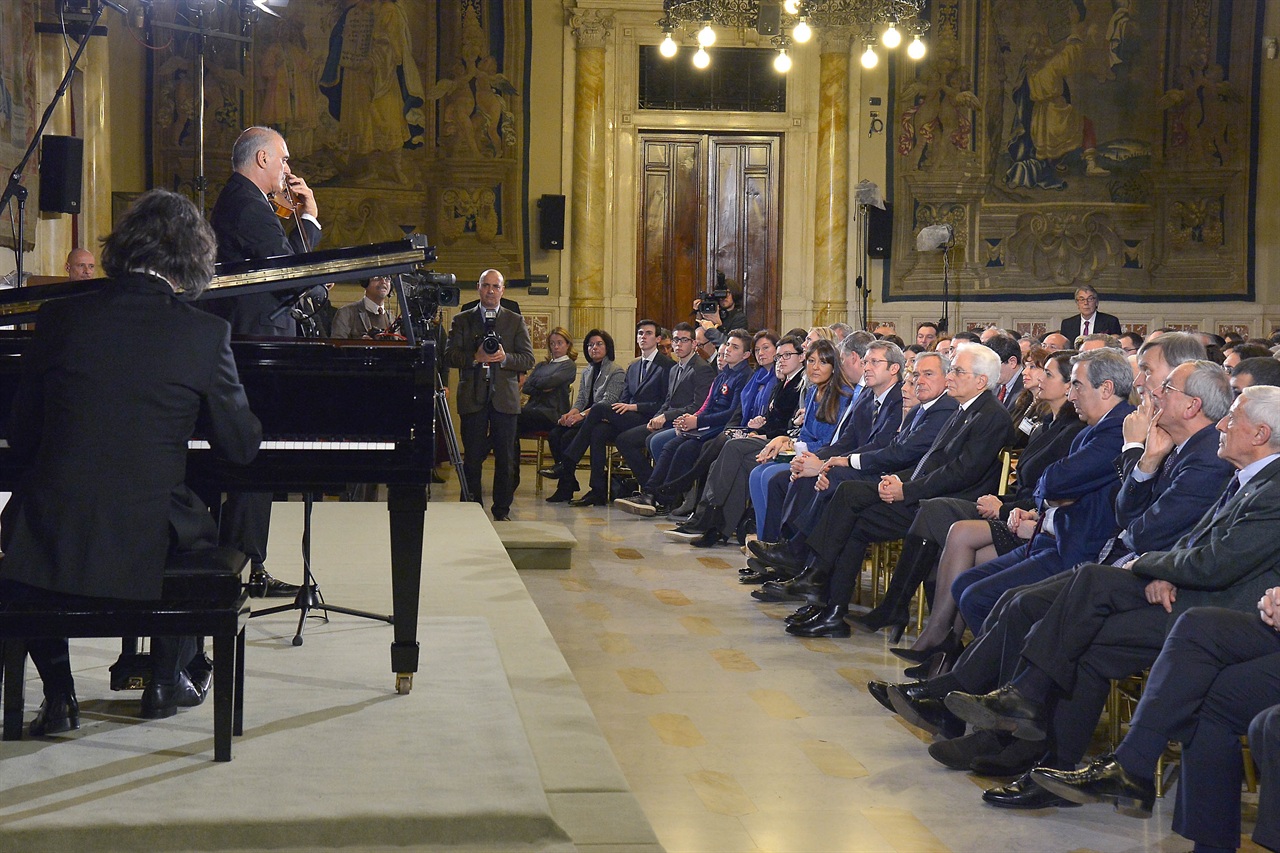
[
  {"left": 902, "top": 652, "right": 949, "bottom": 680},
  {"left": 784, "top": 604, "right": 822, "bottom": 625},
  {"left": 545, "top": 488, "right": 575, "bottom": 503},
  {"left": 689, "top": 529, "right": 724, "bottom": 548},
  {"left": 1031, "top": 755, "right": 1155, "bottom": 818},
  {"left": 887, "top": 688, "right": 965, "bottom": 738},
  {"left": 140, "top": 672, "right": 205, "bottom": 720},
  {"left": 866, "top": 681, "right": 895, "bottom": 713},
  {"left": 891, "top": 636, "right": 959, "bottom": 664},
  {"left": 186, "top": 652, "right": 214, "bottom": 698},
  {"left": 785, "top": 604, "right": 850, "bottom": 638},
  {"left": 945, "top": 685, "right": 1047, "bottom": 741},
  {"left": 970, "top": 735, "right": 1048, "bottom": 777},
  {"left": 747, "top": 539, "right": 804, "bottom": 572},
  {"left": 982, "top": 771, "right": 1080, "bottom": 810},
  {"left": 751, "top": 581, "right": 808, "bottom": 603},
  {"left": 568, "top": 491, "right": 607, "bottom": 507},
  {"left": 538, "top": 465, "right": 564, "bottom": 480},
  {"left": 739, "top": 568, "right": 790, "bottom": 585},
  {"left": 29, "top": 694, "right": 80, "bottom": 736},
  {"left": 493, "top": 513, "right": 510, "bottom": 522},
  {"left": 248, "top": 565, "right": 301, "bottom": 598},
  {"left": 927, "top": 729, "right": 1008, "bottom": 771}
]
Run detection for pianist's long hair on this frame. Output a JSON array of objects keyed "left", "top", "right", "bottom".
[{"left": 100, "top": 189, "right": 217, "bottom": 299}]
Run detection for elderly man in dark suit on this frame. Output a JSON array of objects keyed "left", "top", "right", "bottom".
[
  {"left": 943, "top": 378, "right": 1280, "bottom": 810},
  {"left": 445, "top": 269, "right": 535, "bottom": 521},
  {"left": 771, "top": 343, "right": 1016, "bottom": 638},
  {"left": 1025, "top": 392, "right": 1280, "bottom": 849},
  {"left": 551, "top": 320, "right": 674, "bottom": 506},
  {"left": 0, "top": 190, "right": 262, "bottom": 733},
  {"left": 208, "top": 126, "right": 327, "bottom": 597},
  {"left": 882, "top": 359, "right": 1236, "bottom": 778},
  {"left": 1060, "top": 284, "right": 1122, "bottom": 342}
]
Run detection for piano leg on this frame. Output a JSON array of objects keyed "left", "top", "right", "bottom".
[{"left": 387, "top": 484, "right": 427, "bottom": 694}]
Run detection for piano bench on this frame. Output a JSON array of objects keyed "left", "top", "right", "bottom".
[{"left": 0, "top": 547, "right": 252, "bottom": 762}]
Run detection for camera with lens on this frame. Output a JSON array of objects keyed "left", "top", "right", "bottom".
[
  {"left": 696, "top": 289, "right": 729, "bottom": 315},
  {"left": 480, "top": 312, "right": 503, "bottom": 355}
]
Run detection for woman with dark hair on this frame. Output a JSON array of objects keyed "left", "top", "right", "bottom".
[
  {"left": 852, "top": 350, "right": 1084, "bottom": 654},
  {"left": 544, "top": 329, "right": 623, "bottom": 502}
]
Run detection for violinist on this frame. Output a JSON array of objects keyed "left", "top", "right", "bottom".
[
  {"left": 331, "top": 275, "right": 394, "bottom": 339},
  {"left": 207, "top": 125, "right": 326, "bottom": 598}
]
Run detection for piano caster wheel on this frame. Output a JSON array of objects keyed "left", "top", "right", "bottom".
[
  {"left": 396, "top": 673, "right": 413, "bottom": 695},
  {"left": 292, "top": 635, "right": 304, "bottom": 647}
]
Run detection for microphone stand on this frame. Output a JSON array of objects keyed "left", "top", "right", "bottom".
[{"left": 1, "top": 0, "right": 126, "bottom": 284}]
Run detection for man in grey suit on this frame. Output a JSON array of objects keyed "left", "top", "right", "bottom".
[{"left": 445, "top": 270, "right": 535, "bottom": 521}]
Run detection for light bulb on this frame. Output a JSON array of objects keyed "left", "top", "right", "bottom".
[
  {"left": 907, "top": 34, "right": 926, "bottom": 60},
  {"left": 660, "top": 33, "right": 677, "bottom": 57},
  {"left": 693, "top": 46, "right": 711, "bottom": 68},
  {"left": 792, "top": 18, "right": 811, "bottom": 43},
  {"left": 697, "top": 23, "right": 716, "bottom": 47},
  {"left": 861, "top": 44, "right": 879, "bottom": 69},
  {"left": 882, "top": 24, "right": 901, "bottom": 49},
  {"left": 773, "top": 49, "right": 792, "bottom": 73},
  {"left": 783, "top": 0, "right": 799, "bottom": 14}
]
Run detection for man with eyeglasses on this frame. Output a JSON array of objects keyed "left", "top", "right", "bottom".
[
  {"left": 1119, "top": 331, "right": 1144, "bottom": 356},
  {"left": 1060, "top": 285, "right": 1122, "bottom": 343}
]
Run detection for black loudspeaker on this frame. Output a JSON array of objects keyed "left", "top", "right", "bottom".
[
  {"left": 39, "top": 135, "right": 84, "bottom": 214},
  {"left": 756, "top": 2, "right": 781, "bottom": 35},
  {"left": 867, "top": 202, "right": 892, "bottom": 259},
  {"left": 538, "top": 194, "right": 565, "bottom": 251}
]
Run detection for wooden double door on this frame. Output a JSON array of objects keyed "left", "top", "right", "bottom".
[{"left": 636, "top": 133, "right": 781, "bottom": 335}]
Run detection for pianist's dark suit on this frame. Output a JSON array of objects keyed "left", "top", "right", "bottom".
[
  {"left": 0, "top": 273, "right": 262, "bottom": 694},
  {"left": 208, "top": 170, "right": 323, "bottom": 573}
]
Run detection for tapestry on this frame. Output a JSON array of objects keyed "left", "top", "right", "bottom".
[
  {"left": 149, "top": 0, "right": 529, "bottom": 281},
  {"left": 889, "top": 0, "right": 1263, "bottom": 303},
  {"left": 0, "top": 1, "right": 38, "bottom": 253}
]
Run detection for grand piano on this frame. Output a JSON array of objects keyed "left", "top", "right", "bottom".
[{"left": 0, "top": 239, "right": 437, "bottom": 694}]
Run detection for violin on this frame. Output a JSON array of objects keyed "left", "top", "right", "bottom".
[{"left": 267, "top": 180, "right": 312, "bottom": 252}]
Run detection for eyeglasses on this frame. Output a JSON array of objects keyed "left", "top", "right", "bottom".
[
  {"left": 947, "top": 367, "right": 972, "bottom": 376},
  {"left": 776, "top": 351, "right": 801, "bottom": 360},
  {"left": 1160, "top": 379, "right": 1190, "bottom": 397},
  {"left": 863, "top": 358, "right": 890, "bottom": 367},
  {"left": 1075, "top": 295, "right": 1098, "bottom": 303},
  {"left": 586, "top": 341, "right": 605, "bottom": 348},
  {"left": 671, "top": 336, "right": 694, "bottom": 344}
]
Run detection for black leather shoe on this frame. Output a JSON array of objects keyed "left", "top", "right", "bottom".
[
  {"left": 970, "top": 735, "right": 1048, "bottom": 777},
  {"left": 1031, "top": 755, "right": 1155, "bottom": 818},
  {"left": 140, "top": 672, "right": 205, "bottom": 720},
  {"left": 545, "top": 488, "right": 576, "bottom": 503},
  {"left": 689, "top": 529, "right": 724, "bottom": 548},
  {"left": 785, "top": 604, "right": 850, "bottom": 638},
  {"left": 866, "top": 681, "right": 895, "bottom": 713},
  {"left": 248, "top": 565, "right": 301, "bottom": 598},
  {"left": 29, "top": 694, "right": 80, "bottom": 736},
  {"left": 982, "top": 771, "right": 1080, "bottom": 810},
  {"left": 568, "top": 491, "right": 607, "bottom": 507},
  {"left": 751, "top": 581, "right": 808, "bottom": 603},
  {"left": 492, "top": 513, "right": 510, "bottom": 522},
  {"left": 784, "top": 604, "right": 822, "bottom": 625},
  {"left": 927, "top": 729, "right": 1008, "bottom": 771},
  {"left": 538, "top": 465, "right": 563, "bottom": 480},
  {"left": 891, "top": 631, "right": 961, "bottom": 664},
  {"left": 748, "top": 540, "right": 805, "bottom": 572},
  {"left": 739, "top": 567, "right": 791, "bottom": 585},
  {"left": 186, "top": 652, "right": 214, "bottom": 698},
  {"left": 944, "top": 685, "right": 1047, "bottom": 740},
  {"left": 888, "top": 688, "right": 965, "bottom": 738}
]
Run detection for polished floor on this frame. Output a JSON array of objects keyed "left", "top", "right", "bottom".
[{"left": 480, "top": 462, "right": 1266, "bottom": 853}]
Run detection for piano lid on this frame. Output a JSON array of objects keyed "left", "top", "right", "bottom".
[{"left": 0, "top": 237, "right": 431, "bottom": 323}]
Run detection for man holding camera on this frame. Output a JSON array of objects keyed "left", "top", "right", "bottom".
[
  {"left": 446, "top": 269, "right": 535, "bottom": 521},
  {"left": 693, "top": 287, "right": 749, "bottom": 342}
]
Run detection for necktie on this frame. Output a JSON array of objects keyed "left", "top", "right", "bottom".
[
  {"left": 997, "top": 384, "right": 1007, "bottom": 404},
  {"left": 912, "top": 406, "right": 965, "bottom": 479},
  {"left": 639, "top": 359, "right": 648, "bottom": 384},
  {"left": 1082, "top": 318, "right": 1090, "bottom": 337},
  {"left": 872, "top": 397, "right": 882, "bottom": 422}
]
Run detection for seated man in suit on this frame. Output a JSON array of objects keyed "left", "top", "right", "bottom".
[
  {"left": 1060, "top": 284, "right": 1122, "bottom": 342},
  {"left": 759, "top": 344, "right": 1015, "bottom": 638},
  {"left": 940, "top": 377, "right": 1274, "bottom": 811},
  {"left": 330, "top": 275, "right": 394, "bottom": 339},
  {"left": 550, "top": 319, "right": 674, "bottom": 506},
  {"left": 612, "top": 321, "right": 716, "bottom": 502},
  {"left": 985, "top": 334, "right": 1027, "bottom": 417},
  {"left": 0, "top": 190, "right": 263, "bottom": 733}
]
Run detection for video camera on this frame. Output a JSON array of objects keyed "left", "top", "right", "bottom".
[
  {"left": 695, "top": 271, "right": 730, "bottom": 315},
  {"left": 395, "top": 241, "right": 461, "bottom": 341}
]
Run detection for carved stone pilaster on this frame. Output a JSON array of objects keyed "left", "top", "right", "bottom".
[
  {"left": 568, "top": 8, "right": 614, "bottom": 328},
  {"left": 570, "top": 8, "right": 614, "bottom": 48}
]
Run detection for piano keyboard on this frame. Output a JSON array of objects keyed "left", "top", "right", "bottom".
[{"left": 187, "top": 440, "right": 397, "bottom": 451}]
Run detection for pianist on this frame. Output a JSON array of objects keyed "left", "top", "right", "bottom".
[
  {"left": 0, "top": 189, "right": 263, "bottom": 733},
  {"left": 208, "top": 125, "right": 325, "bottom": 598},
  {"left": 446, "top": 269, "right": 535, "bottom": 521}
]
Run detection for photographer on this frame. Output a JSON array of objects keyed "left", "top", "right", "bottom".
[
  {"left": 445, "top": 269, "right": 535, "bottom": 521},
  {"left": 692, "top": 287, "right": 749, "bottom": 344}
]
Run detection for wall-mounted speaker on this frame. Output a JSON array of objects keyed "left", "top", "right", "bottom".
[
  {"left": 39, "top": 135, "right": 84, "bottom": 214},
  {"left": 538, "top": 194, "right": 566, "bottom": 251},
  {"left": 867, "top": 202, "right": 892, "bottom": 259},
  {"left": 756, "top": 3, "right": 781, "bottom": 35}
]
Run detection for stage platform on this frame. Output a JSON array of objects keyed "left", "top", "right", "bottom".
[{"left": 0, "top": 502, "right": 660, "bottom": 853}]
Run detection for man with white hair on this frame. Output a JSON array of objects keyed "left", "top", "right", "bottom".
[{"left": 772, "top": 343, "right": 1016, "bottom": 638}]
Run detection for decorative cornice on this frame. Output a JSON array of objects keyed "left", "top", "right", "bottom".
[{"left": 570, "top": 8, "right": 615, "bottom": 49}]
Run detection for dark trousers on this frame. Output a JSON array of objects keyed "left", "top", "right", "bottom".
[
  {"left": 700, "top": 435, "right": 767, "bottom": 535},
  {"left": 648, "top": 434, "right": 707, "bottom": 491},
  {"left": 615, "top": 422, "right": 659, "bottom": 487},
  {"left": 460, "top": 405, "right": 519, "bottom": 516},
  {"left": 559, "top": 406, "right": 647, "bottom": 495},
  {"left": 1251, "top": 703, "right": 1280, "bottom": 851},
  {"left": 219, "top": 491, "right": 271, "bottom": 567},
  {"left": 780, "top": 466, "right": 872, "bottom": 540},
  {"left": 810, "top": 480, "right": 916, "bottom": 605},
  {"left": 1114, "top": 608, "right": 1280, "bottom": 850},
  {"left": 951, "top": 533, "right": 1063, "bottom": 629}
]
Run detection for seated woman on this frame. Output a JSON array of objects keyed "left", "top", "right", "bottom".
[
  {"left": 672, "top": 338, "right": 851, "bottom": 547},
  {"left": 850, "top": 350, "right": 1083, "bottom": 660},
  {"left": 543, "top": 330, "right": 623, "bottom": 502},
  {"left": 518, "top": 326, "right": 578, "bottom": 435},
  {"left": 650, "top": 330, "right": 781, "bottom": 511}
]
